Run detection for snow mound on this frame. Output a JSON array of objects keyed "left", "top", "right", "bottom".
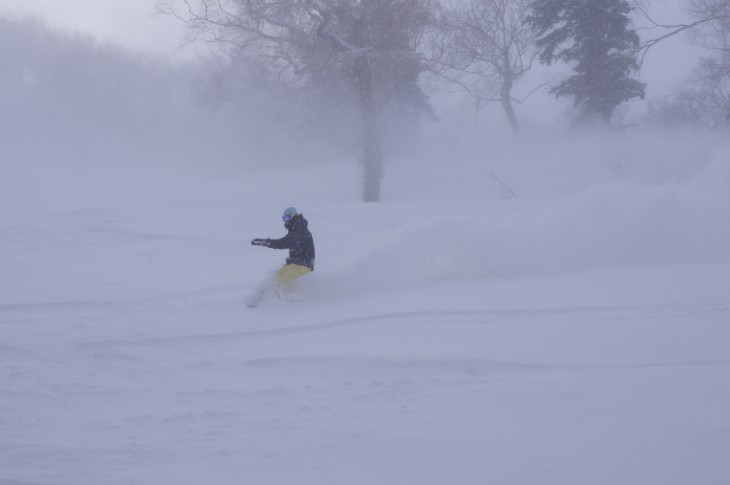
[{"left": 318, "top": 155, "right": 730, "bottom": 295}]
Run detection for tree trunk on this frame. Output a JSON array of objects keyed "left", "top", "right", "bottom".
[
  {"left": 500, "top": 79, "right": 520, "bottom": 136},
  {"left": 355, "top": 55, "right": 384, "bottom": 203},
  {"left": 361, "top": 107, "right": 384, "bottom": 203}
]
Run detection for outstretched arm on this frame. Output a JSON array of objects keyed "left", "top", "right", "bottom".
[
  {"left": 265, "top": 233, "right": 293, "bottom": 250},
  {"left": 251, "top": 235, "right": 293, "bottom": 249}
]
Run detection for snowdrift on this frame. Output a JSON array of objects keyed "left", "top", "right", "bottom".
[{"left": 314, "top": 151, "right": 730, "bottom": 298}]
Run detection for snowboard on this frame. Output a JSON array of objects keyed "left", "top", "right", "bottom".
[{"left": 246, "top": 275, "right": 279, "bottom": 308}]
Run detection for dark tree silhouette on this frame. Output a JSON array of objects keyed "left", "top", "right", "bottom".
[{"left": 528, "top": 0, "right": 646, "bottom": 123}]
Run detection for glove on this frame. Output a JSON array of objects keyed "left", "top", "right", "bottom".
[{"left": 251, "top": 238, "right": 271, "bottom": 247}]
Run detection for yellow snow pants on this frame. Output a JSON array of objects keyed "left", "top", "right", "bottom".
[{"left": 275, "top": 264, "right": 311, "bottom": 286}]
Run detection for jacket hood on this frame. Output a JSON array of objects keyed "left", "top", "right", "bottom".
[{"left": 285, "top": 213, "right": 308, "bottom": 231}]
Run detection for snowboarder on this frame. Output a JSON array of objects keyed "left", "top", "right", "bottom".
[{"left": 248, "top": 207, "right": 315, "bottom": 306}]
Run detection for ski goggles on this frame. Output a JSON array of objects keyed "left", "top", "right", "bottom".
[{"left": 282, "top": 214, "right": 293, "bottom": 222}]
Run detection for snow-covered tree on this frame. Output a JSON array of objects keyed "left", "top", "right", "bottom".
[{"left": 528, "top": 0, "right": 646, "bottom": 123}]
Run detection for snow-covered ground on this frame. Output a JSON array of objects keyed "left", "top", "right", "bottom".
[{"left": 2, "top": 137, "right": 730, "bottom": 485}]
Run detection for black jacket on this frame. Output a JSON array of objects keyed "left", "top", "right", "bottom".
[{"left": 268, "top": 214, "right": 315, "bottom": 270}]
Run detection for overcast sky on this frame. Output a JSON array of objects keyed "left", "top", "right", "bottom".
[
  {"left": 0, "top": 0, "right": 203, "bottom": 60},
  {"left": 0, "top": 0, "right": 702, "bottom": 97}
]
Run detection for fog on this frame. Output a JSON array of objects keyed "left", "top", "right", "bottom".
[
  {"left": 1, "top": 15, "right": 726, "bottom": 208},
  {"left": 3, "top": 12, "right": 730, "bottom": 485},
  {"left": 3, "top": 14, "right": 728, "bottom": 270}
]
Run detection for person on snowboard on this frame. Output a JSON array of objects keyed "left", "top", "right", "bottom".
[{"left": 251, "top": 207, "right": 315, "bottom": 287}]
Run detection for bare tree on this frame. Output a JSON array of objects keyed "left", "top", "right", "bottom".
[
  {"left": 635, "top": 0, "right": 730, "bottom": 124},
  {"left": 633, "top": 0, "right": 730, "bottom": 61},
  {"left": 159, "top": 0, "right": 434, "bottom": 202},
  {"left": 649, "top": 44, "right": 730, "bottom": 126},
  {"left": 433, "top": 0, "right": 538, "bottom": 135},
  {"left": 689, "top": 57, "right": 730, "bottom": 123}
]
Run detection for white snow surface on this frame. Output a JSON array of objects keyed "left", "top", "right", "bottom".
[{"left": 2, "top": 144, "right": 730, "bottom": 485}]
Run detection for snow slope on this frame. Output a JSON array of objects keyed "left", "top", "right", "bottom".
[{"left": 2, "top": 144, "right": 730, "bottom": 485}]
